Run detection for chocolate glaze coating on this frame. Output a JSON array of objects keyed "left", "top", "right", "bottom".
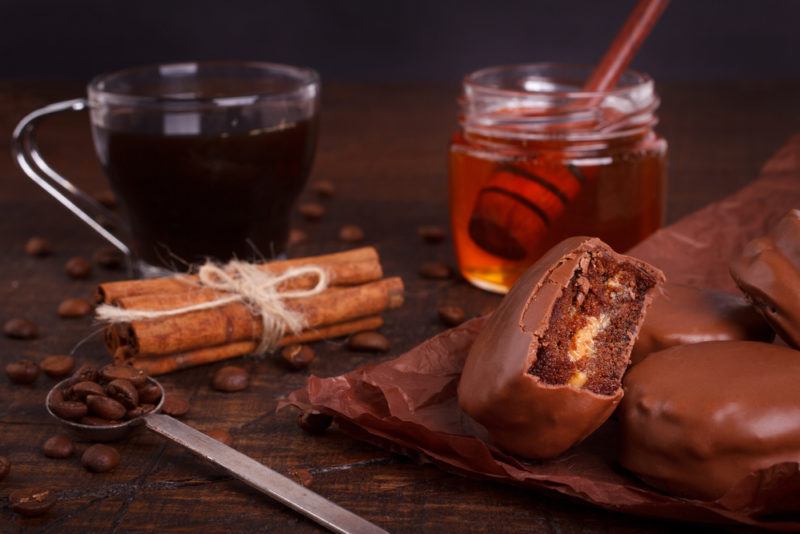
[
  {"left": 620, "top": 340, "right": 800, "bottom": 500},
  {"left": 730, "top": 209, "right": 800, "bottom": 348},
  {"left": 631, "top": 283, "right": 774, "bottom": 365},
  {"left": 458, "top": 237, "right": 663, "bottom": 459}
]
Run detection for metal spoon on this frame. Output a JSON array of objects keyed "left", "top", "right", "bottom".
[{"left": 46, "top": 378, "right": 387, "bottom": 534}]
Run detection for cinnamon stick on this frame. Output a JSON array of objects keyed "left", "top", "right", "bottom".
[
  {"left": 107, "top": 277, "right": 404, "bottom": 357},
  {"left": 96, "top": 247, "right": 382, "bottom": 304},
  {"left": 125, "top": 315, "right": 385, "bottom": 375}
]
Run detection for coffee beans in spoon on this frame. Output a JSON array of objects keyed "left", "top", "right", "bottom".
[
  {"left": 106, "top": 379, "right": 139, "bottom": 409},
  {"left": 68, "top": 381, "right": 105, "bottom": 400},
  {"left": 49, "top": 363, "right": 159, "bottom": 425},
  {"left": 51, "top": 400, "right": 89, "bottom": 421},
  {"left": 86, "top": 395, "right": 127, "bottom": 420},
  {"left": 100, "top": 364, "right": 147, "bottom": 387}
]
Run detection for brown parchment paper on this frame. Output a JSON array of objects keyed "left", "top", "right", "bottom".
[{"left": 283, "top": 136, "right": 800, "bottom": 530}]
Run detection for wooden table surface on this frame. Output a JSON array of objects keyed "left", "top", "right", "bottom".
[{"left": 1, "top": 80, "right": 799, "bottom": 533}]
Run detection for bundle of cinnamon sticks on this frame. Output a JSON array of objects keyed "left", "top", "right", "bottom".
[{"left": 97, "top": 247, "right": 403, "bottom": 375}]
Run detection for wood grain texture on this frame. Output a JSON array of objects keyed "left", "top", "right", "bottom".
[{"left": 2, "top": 80, "right": 799, "bottom": 532}]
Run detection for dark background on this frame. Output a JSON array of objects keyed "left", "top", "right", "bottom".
[{"left": 3, "top": 0, "right": 799, "bottom": 83}]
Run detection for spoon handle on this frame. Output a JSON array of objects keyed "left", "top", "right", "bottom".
[{"left": 143, "top": 413, "right": 387, "bottom": 534}]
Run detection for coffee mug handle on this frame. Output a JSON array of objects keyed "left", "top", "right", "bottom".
[{"left": 12, "top": 98, "right": 131, "bottom": 255}]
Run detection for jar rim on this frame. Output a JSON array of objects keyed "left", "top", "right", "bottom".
[
  {"left": 88, "top": 60, "right": 319, "bottom": 109},
  {"left": 464, "top": 62, "right": 653, "bottom": 99},
  {"left": 460, "top": 63, "right": 659, "bottom": 142}
]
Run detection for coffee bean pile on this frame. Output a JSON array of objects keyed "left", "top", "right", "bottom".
[{"left": 48, "top": 364, "right": 161, "bottom": 426}]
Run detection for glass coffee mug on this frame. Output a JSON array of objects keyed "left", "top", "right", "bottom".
[{"left": 13, "top": 61, "right": 320, "bottom": 276}]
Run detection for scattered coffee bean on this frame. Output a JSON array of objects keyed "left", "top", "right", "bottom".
[
  {"left": 65, "top": 256, "right": 92, "bottom": 279},
  {"left": 50, "top": 400, "right": 88, "bottom": 421},
  {"left": 137, "top": 382, "right": 162, "bottom": 405},
  {"left": 288, "top": 228, "right": 308, "bottom": 247},
  {"left": 347, "top": 331, "right": 390, "bottom": 353},
  {"left": 3, "top": 317, "right": 39, "bottom": 340},
  {"left": 57, "top": 297, "right": 93, "bottom": 318},
  {"left": 6, "top": 359, "right": 39, "bottom": 385},
  {"left": 161, "top": 394, "right": 190, "bottom": 417},
  {"left": 40, "top": 354, "right": 76, "bottom": 378},
  {"left": 67, "top": 380, "right": 105, "bottom": 401},
  {"left": 99, "top": 364, "right": 147, "bottom": 387},
  {"left": 68, "top": 381, "right": 105, "bottom": 400},
  {"left": 418, "top": 225, "right": 446, "bottom": 244},
  {"left": 86, "top": 394, "right": 127, "bottom": 420},
  {"left": 81, "top": 444, "right": 120, "bottom": 473},
  {"left": 438, "top": 305, "right": 466, "bottom": 327},
  {"left": 298, "top": 202, "right": 325, "bottom": 221},
  {"left": 281, "top": 344, "right": 315, "bottom": 370},
  {"left": 93, "top": 246, "right": 125, "bottom": 270},
  {"left": 206, "top": 429, "right": 234, "bottom": 446},
  {"left": 0, "top": 456, "right": 10, "bottom": 481},
  {"left": 93, "top": 189, "right": 117, "bottom": 209},
  {"left": 42, "top": 434, "right": 74, "bottom": 459},
  {"left": 419, "top": 261, "right": 453, "bottom": 279},
  {"left": 9, "top": 488, "right": 56, "bottom": 517},
  {"left": 106, "top": 379, "right": 139, "bottom": 409},
  {"left": 310, "top": 180, "right": 335, "bottom": 198},
  {"left": 24, "top": 236, "right": 52, "bottom": 257},
  {"left": 298, "top": 410, "right": 333, "bottom": 435},
  {"left": 338, "top": 224, "right": 365, "bottom": 243},
  {"left": 211, "top": 366, "right": 249, "bottom": 392},
  {"left": 125, "top": 404, "right": 154, "bottom": 420},
  {"left": 79, "top": 416, "right": 116, "bottom": 426}
]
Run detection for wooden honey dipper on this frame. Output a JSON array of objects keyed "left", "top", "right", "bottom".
[{"left": 468, "top": 0, "right": 670, "bottom": 260}]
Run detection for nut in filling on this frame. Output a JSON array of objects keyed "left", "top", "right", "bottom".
[{"left": 529, "top": 252, "right": 658, "bottom": 395}]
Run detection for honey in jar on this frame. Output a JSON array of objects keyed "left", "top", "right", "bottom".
[{"left": 449, "top": 64, "right": 667, "bottom": 293}]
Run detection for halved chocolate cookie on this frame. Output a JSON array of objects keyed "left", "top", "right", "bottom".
[{"left": 458, "top": 237, "right": 663, "bottom": 459}]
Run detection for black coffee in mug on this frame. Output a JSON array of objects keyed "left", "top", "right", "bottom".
[
  {"left": 95, "top": 119, "right": 317, "bottom": 266},
  {"left": 13, "top": 61, "right": 320, "bottom": 275}
]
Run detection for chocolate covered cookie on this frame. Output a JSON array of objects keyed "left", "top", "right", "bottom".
[
  {"left": 730, "top": 209, "right": 800, "bottom": 348},
  {"left": 630, "top": 283, "right": 773, "bottom": 365},
  {"left": 620, "top": 340, "right": 800, "bottom": 500},
  {"left": 458, "top": 237, "right": 663, "bottom": 459}
]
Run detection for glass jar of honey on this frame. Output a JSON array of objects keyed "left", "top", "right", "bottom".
[{"left": 449, "top": 64, "right": 667, "bottom": 293}]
